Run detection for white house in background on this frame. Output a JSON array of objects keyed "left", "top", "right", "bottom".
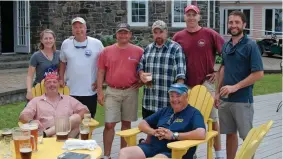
[{"left": 220, "top": 0, "right": 282, "bottom": 41}]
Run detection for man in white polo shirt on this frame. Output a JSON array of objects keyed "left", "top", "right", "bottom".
[{"left": 59, "top": 17, "right": 104, "bottom": 118}]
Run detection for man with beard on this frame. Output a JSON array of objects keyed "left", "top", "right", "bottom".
[
  {"left": 172, "top": 5, "right": 224, "bottom": 158},
  {"left": 215, "top": 11, "right": 264, "bottom": 159},
  {"left": 97, "top": 23, "right": 144, "bottom": 159},
  {"left": 138, "top": 20, "right": 186, "bottom": 139}
]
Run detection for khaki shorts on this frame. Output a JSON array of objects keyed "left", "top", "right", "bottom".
[
  {"left": 104, "top": 86, "right": 138, "bottom": 123},
  {"left": 218, "top": 101, "right": 254, "bottom": 139},
  {"left": 202, "top": 80, "right": 218, "bottom": 122}
]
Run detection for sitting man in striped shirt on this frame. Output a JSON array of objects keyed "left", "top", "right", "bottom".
[
  {"left": 19, "top": 72, "right": 89, "bottom": 138},
  {"left": 137, "top": 20, "right": 186, "bottom": 143}
]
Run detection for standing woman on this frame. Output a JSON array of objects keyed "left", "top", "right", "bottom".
[{"left": 26, "top": 29, "right": 60, "bottom": 100}]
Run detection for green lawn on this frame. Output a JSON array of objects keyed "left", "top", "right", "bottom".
[{"left": 0, "top": 74, "right": 281, "bottom": 129}]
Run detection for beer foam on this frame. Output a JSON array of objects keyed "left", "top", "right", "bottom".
[
  {"left": 2, "top": 131, "right": 12, "bottom": 135},
  {"left": 80, "top": 130, "right": 89, "bottom": 134},
  {"left": 56, "top": 132, "right": 68, "bottom": 135},
  {"left": 13, "top": 136, "right": 30, "bottom": 140},
  {"left": 21, "top": 124, "right": 38, "bottom": 130},
  {"left": 20, "top": 148, "right": 32, "bottom": 153}
]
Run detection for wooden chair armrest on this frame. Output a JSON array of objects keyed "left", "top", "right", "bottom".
[
  {"left": 207, "top": 118, "right": 213, "bottom": 132},
  {"left": 116, "top": 127, "right": 141, "bottom": 137},
  {"left": 167, "top": 131, "right": 218, "bottom": 150},
  {"left": 116, "top": 128, "right": 141, "bottom": 146}
]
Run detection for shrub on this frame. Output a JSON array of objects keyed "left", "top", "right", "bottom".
[{"left": 215, "top": 55, "right": 222, "bottom": 64}]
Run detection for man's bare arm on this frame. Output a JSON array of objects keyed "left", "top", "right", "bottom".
[{"left": 177, "top": 128, "right": 206, "bottom": 140}]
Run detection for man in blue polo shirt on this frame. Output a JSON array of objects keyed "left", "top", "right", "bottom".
[
  {"left": 215, "top": 11, "right": 264, "bottom": 159},
  {"left": 118, "top": 83, "right": 206, "bottom": 159}
]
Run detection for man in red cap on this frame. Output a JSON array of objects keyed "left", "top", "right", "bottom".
[
  {"left": 19, "top": 72, "right": 89, "bottom": 138},
  {"left": 173, "top": 4, "right": 225, "bottom": 159}
]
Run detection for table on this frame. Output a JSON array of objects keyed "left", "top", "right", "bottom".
[{"left": 12, "top": 138, "right": 102, "bottom": 159}]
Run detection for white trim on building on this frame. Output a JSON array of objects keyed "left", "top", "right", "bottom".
[{"left": 127, "top": 0, "right": 149, "bottom": 27}]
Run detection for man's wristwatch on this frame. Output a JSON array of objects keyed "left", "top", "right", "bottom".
[{"left": 173, "top": 132, "right": 179, "bottom": 140}]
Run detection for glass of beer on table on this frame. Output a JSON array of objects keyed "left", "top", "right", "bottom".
[
  {"left": 20, "top": 142, "right": 32, "bottom": 159},
  {"left": 79, "top": 123, "right": 90, "bottom": 140},
  {"left": 12, "top": 128, "right": 35, "bottom": 159},
  {"left": 20, "top": 123, "right": 38, "bottom": 151},
  {"left": 55, "top": 116, "right": 71, "bottom": 142}
]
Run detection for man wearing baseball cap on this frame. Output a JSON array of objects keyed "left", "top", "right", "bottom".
[
  {"left": 59, "top": 17, "right": 104, "bottom": 119},
  {"left": 119, "top": 83, "right": 206, "bottom": 159},
  {"left": 137, "top": 20, "right": 186, "bottom": 143},
  {"left": 97, "top": 23, "right": 144, "bottom": 159},
  {"left": 173, "top": 4, "right": 225, "bottom": 158}
]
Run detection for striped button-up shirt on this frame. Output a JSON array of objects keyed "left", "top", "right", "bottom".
[{"left": 137, "top": 40, "right": 186, "bottom": 112}]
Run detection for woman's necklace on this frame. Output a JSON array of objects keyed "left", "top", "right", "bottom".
[{"left": 41, "top": 50, "right": 53, "bottom": 61}]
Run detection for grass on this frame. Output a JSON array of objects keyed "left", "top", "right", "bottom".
[{"left": 0, "top": 74, "right": 281, "bottom": 129}]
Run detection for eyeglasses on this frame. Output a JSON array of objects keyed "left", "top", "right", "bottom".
[{"left": 73, "top": 38, "right": 88, "bottom": 49}]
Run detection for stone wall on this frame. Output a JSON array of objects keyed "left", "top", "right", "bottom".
[{"left": 29, "top": 1, "right": 220, "bottom": 51}]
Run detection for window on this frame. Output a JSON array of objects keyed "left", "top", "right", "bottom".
[
  {"left": 264, "top": 8, "right": 282, "bottom": 35},
  {"left": 171, "top": 0, "right": 191, "bottom": 27},
  {"left": 127, "top": 0, "right": 148, "bottom": 26},
  {"left": 220, "top": 7, "right": 253, "bottom": 35}
]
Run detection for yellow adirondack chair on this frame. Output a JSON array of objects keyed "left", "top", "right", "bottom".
[
  {"left": 235, "top": 120, "right": 273, "bottom": 159},
  {"left": 28, "top": 80, "right": 99, "bottom": 139},
  {"left": 116, "top": 85, "right": 218, "bottom": 159}
]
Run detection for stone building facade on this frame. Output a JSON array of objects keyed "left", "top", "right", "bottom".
[{"left": 0, "top": 1, "right": 220, "bottom": 53}]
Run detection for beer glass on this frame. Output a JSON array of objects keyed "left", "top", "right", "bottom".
[
  {"left": 12, "top": 128, "right": 35, "bottom": 159},
  {"left": 55, "top": 116, "right": 71, "bottom": 142},
  {"left": 79, "top": 124, "right": 89, "bottom": 140},
  {"left": 145, "top": 73, "right": 152, "bottom": 88},
  {"left": 20, "top": 143, "right": 32, "bottom": 159},
  {"left": 83, "top": 113, "right": 91, "bottom": 124},
  {"left": 20, "top": 123, "right": 38, "bottom": 151},
  {"left": 2, "top": 128, "right": 12, "bottom": 137}
]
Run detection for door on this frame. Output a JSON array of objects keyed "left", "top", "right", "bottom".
[{"left": 13, "top": 1, "right": 30, "bottom": 53}]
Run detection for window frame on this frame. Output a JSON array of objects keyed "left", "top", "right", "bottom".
[
  {"left": 262, "top": 6, "right": 282, "bottom": 36},
  {"left": 127, "top": 0, "right": 149, "bottom": 27},
  {"left": 171, "top": 0, "right": 191, "bottom": 28},
  {"left": 220, "top": 6, "right": 254, "bottom": 36}
]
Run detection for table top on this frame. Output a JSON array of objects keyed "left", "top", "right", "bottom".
[{"left": 12, "top": 138, "right": 102, "bottom": 159}]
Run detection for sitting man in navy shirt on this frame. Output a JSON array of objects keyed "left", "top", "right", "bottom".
[{"left": 119, "top": 83, "right": 206, "bottom": 159}]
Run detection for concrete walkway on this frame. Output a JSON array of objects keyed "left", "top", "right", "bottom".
[{"left": 0, "top": 56, "right": 281, "bottom": 94}]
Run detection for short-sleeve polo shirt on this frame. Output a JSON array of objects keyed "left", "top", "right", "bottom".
[{"left": 221, "top": 35, "right": 264, "bottom": 103}]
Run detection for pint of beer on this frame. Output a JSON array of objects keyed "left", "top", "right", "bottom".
[
  {"left": 12, "top": 128, "right": 33, "bottom": 159},
  {"left": 55, "top": 116, "right": 71, "bottom": 142},
  {"left": 145, "top": 74, "right": 152, "bottom": 88},
  {"left": 2, "top": 128, "right": 12, "bottom": 137},
  {"left": 20, "top": 143, "right": 32, "bottom": 159},
  {"left": 21, "top": 123, "right": 38, "bottom": 151},
  {"left": 79, "top": 124, "right": 89, "bottom": 140}
]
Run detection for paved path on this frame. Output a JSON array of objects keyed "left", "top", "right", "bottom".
[
  {"left": 92, "top": 93, "right": 282, "bottom": 159},
  {"left": 0, "top": 56, "right": 281, "bottom": 94}
]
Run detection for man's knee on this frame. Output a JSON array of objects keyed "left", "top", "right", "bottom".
[
  {"left": 105, "top": 122, "right": 116, "bottom": 130},
  {"left": 154, "top": 154, "right": 168, "bottom": 158},
  {"left": 227, "top": 133, "right": 238, "bottom": 139},
  {"left": 121, "top": 121, "right": 131, "bottom": 128},
  {"left": 69, "top": 114, "right": 82, "bottom": 129}
]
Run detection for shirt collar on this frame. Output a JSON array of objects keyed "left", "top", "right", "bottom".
[
  {"left": 39, "top": 93, "right": 64, "bottom": 101},
  {"left": 153, "top": 39, "right": 171, "bottom": 49},
  {"left": 228, "top": 34, "right": 248, "bottom": 46}
]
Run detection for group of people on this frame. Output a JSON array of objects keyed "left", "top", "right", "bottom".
[{"left": 20, "top": 4, "right": 264, "bottom": 159}]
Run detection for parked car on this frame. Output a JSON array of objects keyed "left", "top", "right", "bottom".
[{"left": 257, "top": 33, "right": 282, "bottom": 57}]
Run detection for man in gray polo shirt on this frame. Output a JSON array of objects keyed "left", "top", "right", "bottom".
[{"left": 215, "top": 11, "right": 264, "bottom": 159}]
